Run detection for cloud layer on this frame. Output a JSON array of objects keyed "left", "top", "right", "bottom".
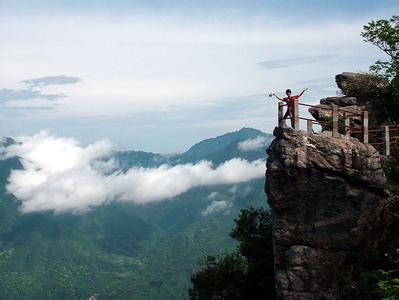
[
  {"left": 1, "top": 132, "right": 265, "bottom": 214},
  {"left": 0, "top": 88, "right": 65, "bottom": 103},
  {"left": 21, "top": 75, "right": 80, "bottom": 87},
  {"left": 258, "top": 55, "right": 337, "bottom": 70},
  {"left": 0, "top": 75, "right": 80, "bottom": 112},
  {"left": 238, "top": 136, "right": 268, "bottom": 152},
  {"left": 201, "top": 200, "right": 232, "bottom": 216}
]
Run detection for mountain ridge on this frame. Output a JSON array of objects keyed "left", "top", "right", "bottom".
[
  {"left": 116, "top": 127, "right": 272, "bottom": 169},
  {"left": 0, "top": 127, "right": 271, "bottom": 299}
]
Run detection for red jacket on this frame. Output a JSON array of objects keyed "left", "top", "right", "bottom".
[{"left": 282, "top": 95, "right": 300, "bottom": 111}]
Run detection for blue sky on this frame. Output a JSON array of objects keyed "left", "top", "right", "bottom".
[
  {"left": 1, "top": 0, "right": 396, "bottom": 16},
  {"left": 0, "top": 0, "right": 397, "bottom": 152}
]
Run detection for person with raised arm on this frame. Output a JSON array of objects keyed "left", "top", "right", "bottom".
[{"left": 271, "top": 88, "right": 308, "bottom": 127}]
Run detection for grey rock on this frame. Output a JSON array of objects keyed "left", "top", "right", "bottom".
[
  {"left": 335, "top": 72, "right": 391, "bottom": 98},
  {"left": 335, "top": 72, "right": 393, "bottom": 125},
  {"left": 265, "top": 127, "right": 391, "bottom": 299},
  {"left": 320, "top": 96, "right": 357, "bottom": 107}
]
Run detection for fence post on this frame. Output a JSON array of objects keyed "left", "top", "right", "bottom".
[
  {"left": 362, "top": 111, "right": 369, "bottom": 144},
  {"left": 278, "top": 102, "right": 286, "bottom": 127},
  {"left": 332, "top": 104, "right": 339, "bottom": 138},
  {"left": 344, "top": 112, "right": 351, "bottom": 137},
  {"left": 383, "top": 126, "right": 390, "bottom": 156},
  {"left": 293, "top": 98, "right": 299, "bottom": 130},
  {"left": 307, "top": 120, "right": 313, "bottom": 134}
]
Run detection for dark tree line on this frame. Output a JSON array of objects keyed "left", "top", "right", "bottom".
[{"left": 189, "top": 207, "right": 275, "bottom": 300}]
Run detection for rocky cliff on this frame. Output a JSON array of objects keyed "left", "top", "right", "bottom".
[
  {"left": 309, "top": 72, "right": 394, "bottom": 127},
  {"left": 265, "top": 127, "right": 393, "bottom": 299}
]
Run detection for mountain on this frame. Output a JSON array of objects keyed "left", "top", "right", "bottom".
[
  {"left": 178, "top": 127, "right": 271, "bottom": 163},
  {"left": 0, "top": 128, "right": 272, "bottom": 299},
  {"left": 116, "top": 127, "right": 273, "bottom": 168},
  {"left": 0, "top": 137, "right": 15, "bottom": 148}
]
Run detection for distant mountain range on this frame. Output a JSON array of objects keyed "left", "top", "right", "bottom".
[
  {"left": 116, "top": 127, "right": 273, "bottom": 168},
  {"left": 0, "top": 128, "right": 273, "bottom": 299}
]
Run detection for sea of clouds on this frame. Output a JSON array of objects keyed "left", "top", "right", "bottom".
[{"left": 0, "top": 132, "right": 265, "bottom": 214}]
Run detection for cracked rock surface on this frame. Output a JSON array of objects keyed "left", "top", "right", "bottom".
[{"left": 265, "top": 127, "right": 390, "bottom": 299}]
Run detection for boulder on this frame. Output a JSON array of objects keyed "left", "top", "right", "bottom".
[
  {"left": 265, "top": 127, "right": 391, "bottom": 298},
  {"left": 335, "top": 72, "right": 391, "bottom": 100},
  {"left": 320, "top": 96, "right": 357, "bottom": 107},
  {"left": 335, "top": 72, "right": 394, "bottom": 125}
]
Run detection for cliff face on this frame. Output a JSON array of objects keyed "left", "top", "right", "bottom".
[{"left": 265, "top": 127, "right": 391, "bottom": 299}]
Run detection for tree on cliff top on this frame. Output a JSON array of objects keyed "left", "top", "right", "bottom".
[
  {"left": 362, "top": 16, "right": 398, "bottom": 80},
  {"left": 362, "top": 16, "right": 399, "bottom": 114}
]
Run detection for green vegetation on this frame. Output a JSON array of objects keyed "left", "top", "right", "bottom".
[
  {"left": 362, "top": 16, "right": 399, "bottom": 81},
  {"left": 357, "top": 249, "right": 399, "bottom": 299},
  {"left": 0, "top": 128, "right": 271, "bottom": 299},
  {"left": 320, "top": 115, "right": 346, "bottom": 134},
  {"left": 377, "top": 268, "right": 399, "bottom": 299},
  {"left": 362, "top": 15, "right": 399, "bottom": 120},
  {"left": 189, "top": 207, "right": 275, "bottom": 300}
]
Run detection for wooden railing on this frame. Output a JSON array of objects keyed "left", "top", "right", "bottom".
[
  {"left": 277, "top": 99, "right": 397, "bottom": 156},
  {"left": 363, "top": 126, "right": 399, "bottom": 156}
]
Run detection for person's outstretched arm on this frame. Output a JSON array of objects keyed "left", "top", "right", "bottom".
[
  {"left": 272, "top": 93, "right": 283, "bottom": 101},
  {"left": 298, "top": 88, "right": 308, "bottom": 97}
]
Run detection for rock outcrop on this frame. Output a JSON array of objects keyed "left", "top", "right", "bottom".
[
  {"left": 319, "top": 96, "right": 357, "bottom": 107},
  {"left": 265, "top": 127, "right": 392, "bottom": 299},
  {"left": 309, "top": 72, "right": 395, "bottom": 127},
  {"left": 335, "top": 72, "right": 392, "bottom": 101}
]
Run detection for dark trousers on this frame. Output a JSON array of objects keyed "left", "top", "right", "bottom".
[{"left": 283, "top": 106, "right": 294, "bottom": 127}]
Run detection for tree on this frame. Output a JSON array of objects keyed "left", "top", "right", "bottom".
[
  {"left": 361, "top": 16, "right": 399, "bottom": 121},
  {"left": 189, "top": 253, "right": 246, "bottom": 300},
  {"left": 189, "top": 207, "right": 275, "bottom": 300},
  {"left": 230, "top": 207, "right": 274, "bottom": 298},
  {"left": 361, "top": 16, "right": 399, "bottom": 80}
]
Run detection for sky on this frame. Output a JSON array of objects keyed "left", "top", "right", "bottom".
[{"left": 0, "top": 0, "right": 398, "bottom": 153}]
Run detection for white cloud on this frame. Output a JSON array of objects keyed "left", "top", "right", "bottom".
[
  {"left": 201, "top": 200, "right": 232, "bottom": 216},
  {"left": 1, "top": 132, "right": 265, "bottom": 214},
  {"left": 206, "top": 192, "right": 219, "bottom": 200},
  {"left": 21, "top": 75, "right": 80, "bottom": 87},
  {"left": 258, "top": 55, "right": 337, "bottom": 70},
  {"left": 0, "top": 12, "right": 384, "bottom": 151},
  {"left": 0, "top": 15, "right": 378, "bottom": 119},
  {"left": 238, "top": 136, "right": 268, "bottom": 152},
  {"left": 229, "top": 185, "right": 238, "bottom": 194}
]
